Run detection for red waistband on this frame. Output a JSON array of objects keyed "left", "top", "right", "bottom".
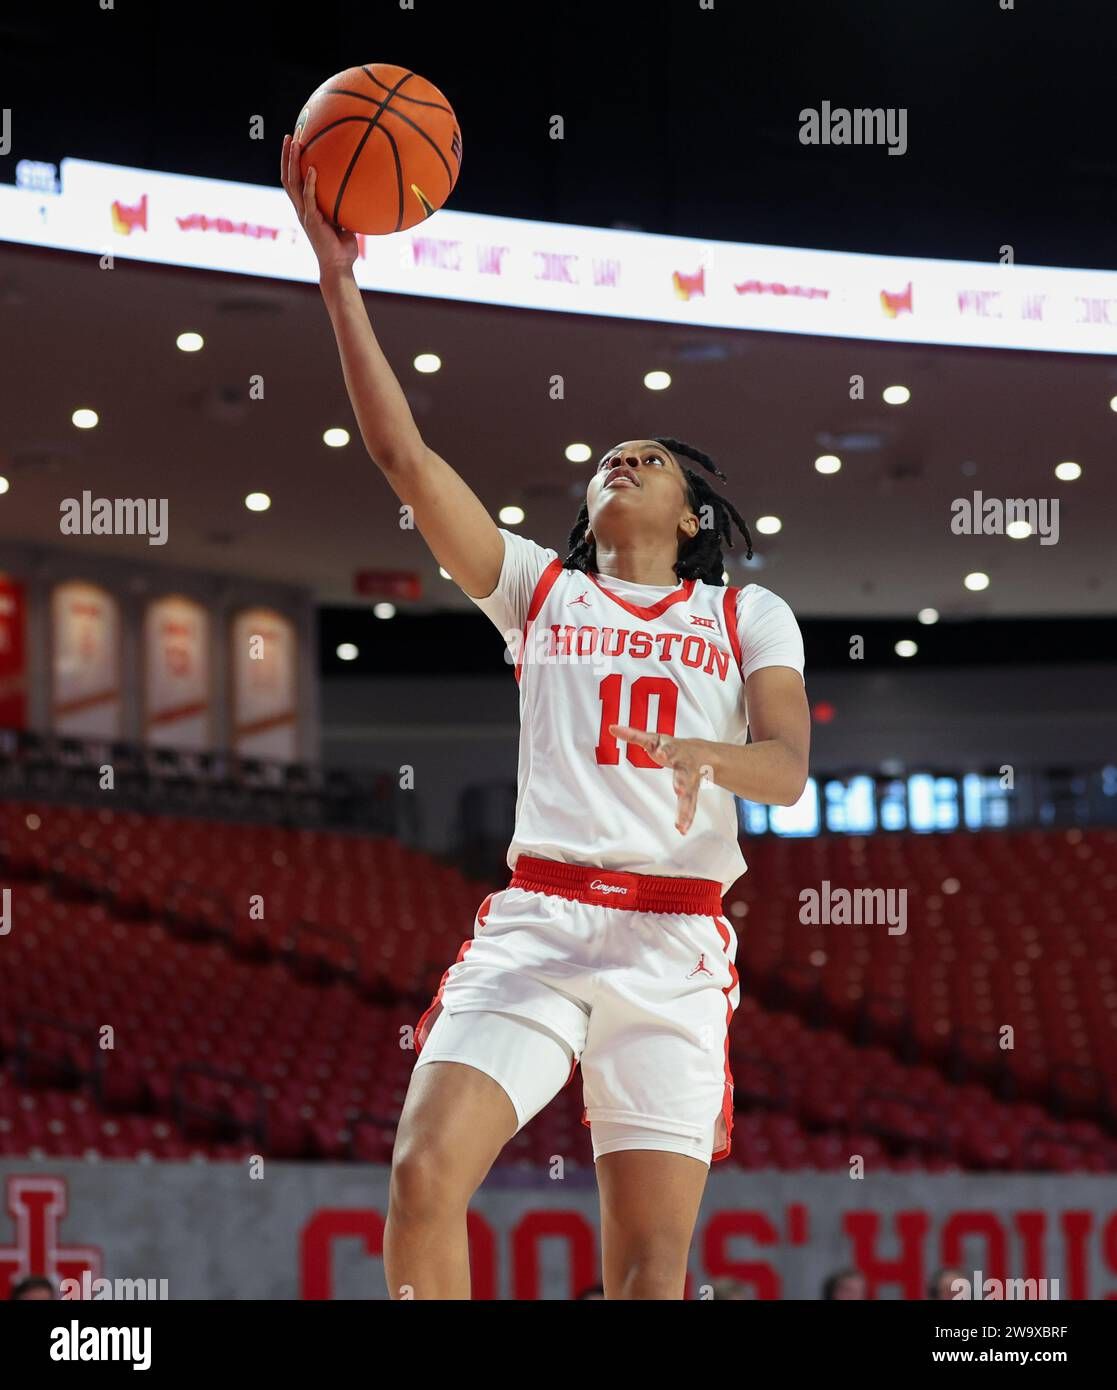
[{"left": 509, "top": 855, "right": 723, "bottom": 915}]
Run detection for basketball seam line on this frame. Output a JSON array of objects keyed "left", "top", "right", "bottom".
[
  {"left": 360, "top": 65, "right": 452, "bottom": 115},
  {"left": 333, "top": 121, "right": 378, "bottom": 228},
  {"left": 330, "top": 86, "right": 450, "bottom": 116},
  {"left": 327, "top": 90, "right": 457, "bottom": 190},
  {"left": 298, "top": 115, "right": 372, "bottom": 154},
  {"left": 380, "top": 124, "right": 404, "bottom": 232},
  {"left": 331, "top": 70, "right": 417, "bottom": 229}
]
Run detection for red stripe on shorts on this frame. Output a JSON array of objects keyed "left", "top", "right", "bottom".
[
  {"left": 711, "top": 914, "right": 739, "bottom": 1162},
  {"left": 413, "top": 892, "right": 494, "bottom": 1052}
]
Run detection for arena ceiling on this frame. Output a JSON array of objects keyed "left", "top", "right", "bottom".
[{"left": 1, "top": 244, "right": 1115, "bottom": 619}]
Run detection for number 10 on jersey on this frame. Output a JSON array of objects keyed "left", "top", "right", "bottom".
[{"left": 595, "top": 674, "right": 679, "bottom": 767}]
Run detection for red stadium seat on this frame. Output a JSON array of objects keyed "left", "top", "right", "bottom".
[{"left": 1, "top": 802, "right": 1115, "bottom": 1170}]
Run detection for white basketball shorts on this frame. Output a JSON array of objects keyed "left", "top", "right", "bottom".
[{"left": 413, "top": 855, "right": 741, "bottom": 1166}]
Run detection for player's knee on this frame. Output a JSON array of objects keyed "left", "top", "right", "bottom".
[
  {"left": 613, "top": 1236, "right": 689, "bottom": 1297},
  {"left": 388, "top": 1140, "right": 472, "bottom": 1220}
]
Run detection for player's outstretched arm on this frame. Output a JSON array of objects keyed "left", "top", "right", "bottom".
[{"left": 281, "top": 133, "right": 504, "bottom": 600}]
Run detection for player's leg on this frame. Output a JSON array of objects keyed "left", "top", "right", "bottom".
[
  {"left": 582, "top": 908, "right": 740, "bottom": 1299},
  {"left": 385, "top": 1007, "right": 577, "bottom": 1299},
  {"left": 385, "top": 1055, "right": 516, "bottom": 1300},
  {"left": 595, "top": 1143, "right": 710, "bottom": 1299}
]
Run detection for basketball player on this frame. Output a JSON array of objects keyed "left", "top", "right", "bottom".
[{"left": 282, "top": 134, "right": 810, "bottom": 1300}]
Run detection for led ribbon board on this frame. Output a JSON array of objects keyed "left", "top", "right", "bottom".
[{"left": 3, "top": 158, "right": 1117, "bottom": 354}]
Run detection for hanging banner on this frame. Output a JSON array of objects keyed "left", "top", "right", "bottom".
[
  {"left": 0, "top": 575, "right": 28, "bottom": 729},
  {"left": 230, "top": 606, "right": 298, "bottom": 761},
  {"left": 50, "top": 581, "right": 122, "bottom": 738},
  {"left": 143, "top": 596, "right": 211, "bottom": 750}
]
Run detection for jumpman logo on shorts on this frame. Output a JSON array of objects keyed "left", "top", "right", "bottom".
[
  {"left": 687, "top": 952, "right": 714, "bottom": 978},
  {"left": 569, "top": 591, "right": 591, "bottom": 607}
]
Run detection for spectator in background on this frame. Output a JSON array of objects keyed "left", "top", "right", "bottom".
[
  {"left": 10, "top": 1276, "right": 55, "bottom": 1300},
  {"left": 576, "top": 1284, "right": 606, "bottom": 1300},
  {"left": 822, "top": 1268, "right": 868, "bottom": 1300},
  {"left": 928, "top": 1268, "right": 969, "bottom": 1300}
]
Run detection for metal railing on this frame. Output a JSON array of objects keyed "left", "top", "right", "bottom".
[{"left": 0, "top": 727, "right": 405, "bottom": 834}]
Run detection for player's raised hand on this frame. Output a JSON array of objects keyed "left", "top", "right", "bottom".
[
  {"left": 609, "top": 727, "right": 714, "bottom": 836},
  {"left": 281, "top": 133, "right": 359, "bottom": 274}
]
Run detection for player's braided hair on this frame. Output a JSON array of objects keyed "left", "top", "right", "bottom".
[{"left": 562, "top": 436, "right": 754, "bottom": 585}]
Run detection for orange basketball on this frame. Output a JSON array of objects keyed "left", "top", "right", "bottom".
[{"left": 293, "top": 63, "right": 462, "bottom": 236}]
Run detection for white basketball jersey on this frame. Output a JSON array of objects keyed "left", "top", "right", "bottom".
[{"left": 498, "top": 553, "right": 751, "bottom": 891}]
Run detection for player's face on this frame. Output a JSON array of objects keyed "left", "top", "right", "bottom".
[{"left": 584, "top": 440, "right": 698, "bottom": 546}]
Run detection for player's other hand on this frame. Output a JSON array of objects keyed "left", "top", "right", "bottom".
[
  {"left": 281, "top": 134, "right": 359, "bottom": 275},
  {"left": 609, "top": 727, "right": 714, "bottom": 836}
]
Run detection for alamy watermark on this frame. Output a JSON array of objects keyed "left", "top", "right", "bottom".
[
  {"left": 799, "top": 102, "right": 907, "bottom": 156},
  {"left": 948, "top": 1270, "right": 1060, "bottom": 1301},
  {"left": 50, "top": 1321, "right": 152, "bottom": 1371},
  {"left": 59, "top": 492, "right": 168, "bottom": 546},
  {"left": 59, "top": 1273, "right": 169, "bottom": 1300},
  {"left": 951, "top": 492, "right": 1059, "bottom": 545},
  {"left": 799, "top": 880, "right": 907, "bottom": 935}
]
